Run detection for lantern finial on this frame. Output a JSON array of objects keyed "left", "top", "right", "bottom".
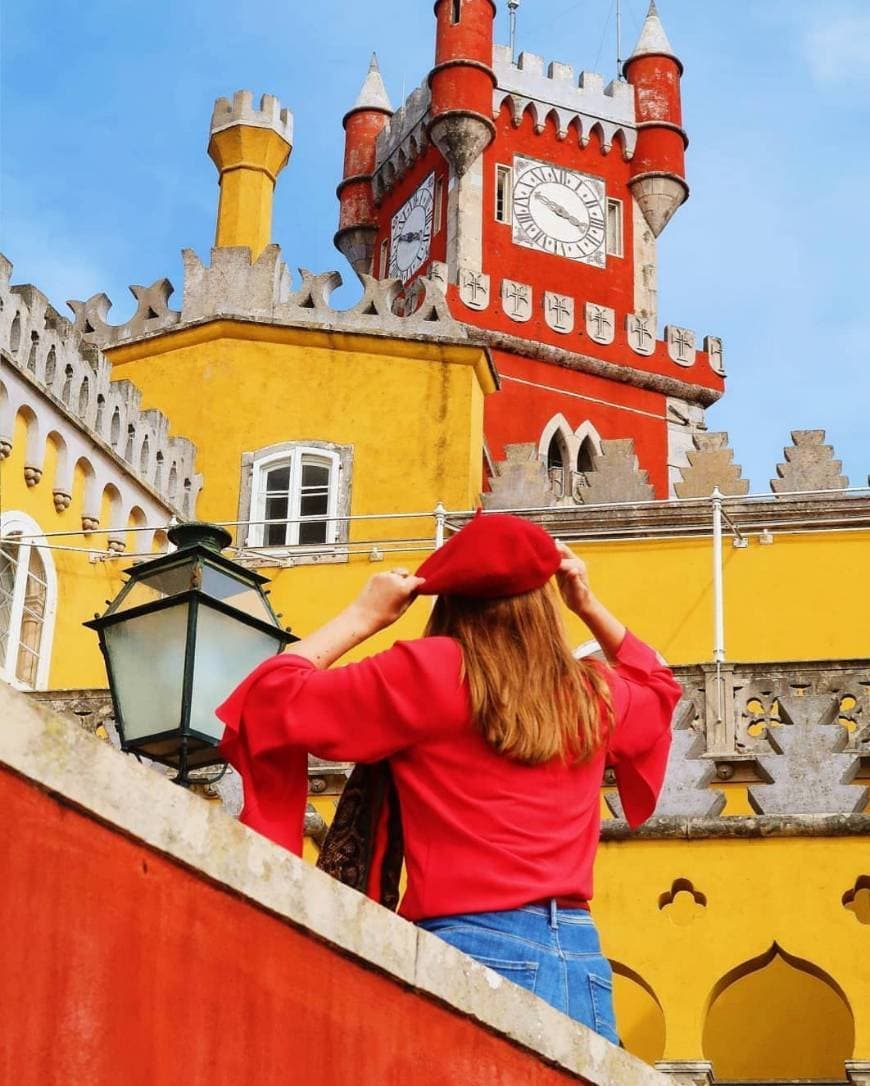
[{"left": 167, "top": 522, "right": 233, "bottom": 553}]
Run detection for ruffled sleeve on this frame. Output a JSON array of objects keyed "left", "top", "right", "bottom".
[
  {"left": 216, "top": 638, "right": 465, "bottom": 855},
  {"left": 604, "top": 631, "right": 683, "bottom": 828}
]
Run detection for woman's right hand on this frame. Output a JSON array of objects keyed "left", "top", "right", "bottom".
[
  {"left": 351, "top": 569, "right": 426, "bottom": 633},
  {"left": 555, "top": 541, "right": 595, "bottom": 617}
]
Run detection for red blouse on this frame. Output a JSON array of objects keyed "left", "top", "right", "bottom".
[{"left": 217, "top": 630, "right": 681, "bottom": 922}]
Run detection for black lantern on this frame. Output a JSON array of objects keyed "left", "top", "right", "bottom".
[{"left": 86, "top": 522, "right": 294, "bottom": 784}]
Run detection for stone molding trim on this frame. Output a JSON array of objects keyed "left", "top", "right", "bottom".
[
  {"left": 1, "top": 683, "right": 669, "bottom": 1086},
  {"left": 68, "top": 246, "right": 468, "bottom": 351},
  {"left": 462, "top": 491, "right": 870, "bottom": 540},
  {"left": 601, "top": 813, "right": 870, "bottom": 842},
  {"left": 492, "top": 45, "right": 637, "bottom": 156},
  {"left": 236, "top": 439, "right": 354, "bottom": 564},
  {"left": 0, "top": 255, "right": 201, "bottom": 531},
  {"left": 468, "top": 328, "right": 724, "bottom": 407}
]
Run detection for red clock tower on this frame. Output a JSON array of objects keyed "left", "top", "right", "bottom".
[{"left": 336, "top": 1, "right": 725, "bottom": 500}]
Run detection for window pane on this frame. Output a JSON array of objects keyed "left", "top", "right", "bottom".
[
  {"left": 301, "top": 460, "right": 330, "bottom": 489},
  {"left": 0, "top": 542, "right": 18, "bottom": 661},
  {"left": 300, "top": 492, "right": 329, "bottom": 519},
  {"left": 265, "top": 522, "right": 288, "bottom": 547},
  {"left": 299, "top": 519, "right": 328, "bottom": 546},
  {"left": 266, "top": 466, "right": 291, "bottom": 492},
  {"left": 17, "top": 543, "right": 46, "bottom": 683}
]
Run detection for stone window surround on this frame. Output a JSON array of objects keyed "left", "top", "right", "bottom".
[
  {"left": 237, "top": 440, "right": 353, "bottom": 566},
  {"left": 0, "top": 510, "right": 57, "bottom": 692},
  {"left": 606, "top": 197, "right": 624, "bottom": 258}
]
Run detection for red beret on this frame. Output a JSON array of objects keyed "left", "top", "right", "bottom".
[{"left": 416, "top": 512, "right": 561, "bottom": 599}]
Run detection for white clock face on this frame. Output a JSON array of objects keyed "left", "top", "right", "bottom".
[
  {"left": 389, "top": 173, "right": 436, "bottom": 283},
  {"left": 512, "top": 157, "right": 606, "bottom": 267}
]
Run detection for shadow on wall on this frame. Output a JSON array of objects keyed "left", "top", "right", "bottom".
[
  {"left": 702, "top": 943, "right": 854, "bottom": 1080},
  {"left": 611, "top": 962, "right": 666, "bottom": 1066}
]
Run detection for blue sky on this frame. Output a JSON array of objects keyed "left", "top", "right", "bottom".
[{"left": 2, "top": 1, "right": 868, "bottom": 491}]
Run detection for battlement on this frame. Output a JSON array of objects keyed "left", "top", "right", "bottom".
[
  {"left": 373, "top": 81, "right": 430, "bottom": 186},
  {"left": 0, "top": 254, "right": 202, "bottom": 525},
  {"left": 210, "top": 90, "right": 294, "bottom": 145},
  {"left": 492, "top": 44, "right": 636, "bottom": 153}
]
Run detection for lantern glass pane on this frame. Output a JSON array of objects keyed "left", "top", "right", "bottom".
[
  {"left": 111, "top": 560, "right": 197, "bottom": 614},
  {"left": 103, "top": 602, "right": 189, "bottom": 742},
  {"left": 200, "top": 562, "right": 274, "bottom": 623},
  {"left": 188, "top": 603, "right": 284, "bottom": 741}
]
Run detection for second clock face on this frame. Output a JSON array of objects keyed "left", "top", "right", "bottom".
[
  {"left": 512, "top": 157, "right": 606, "bottom": 267},
  {"left": 389, "top": 172, "right": 436, "bottom": 283}
]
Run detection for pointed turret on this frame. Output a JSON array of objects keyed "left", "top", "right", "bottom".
[
  {"left": 335, "top": 54, "right": 394, "bottom": 275},
  {"left": 428, "top": 0, "right": 497, "bottom": 176},
  {"left": 353, "top": 53, "right": 394, "bottom": 114},
  {"left": 624, "top": 2, "right": 688, "bottom": 237}
]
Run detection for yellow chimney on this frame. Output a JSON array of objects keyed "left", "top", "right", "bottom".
[{"left": 208, "top": 91, "right": 293, "bottom": 261}]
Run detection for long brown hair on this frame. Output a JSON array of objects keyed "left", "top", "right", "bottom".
[{"left": 424, "top": 581, "right": 613, "bottom": 764}]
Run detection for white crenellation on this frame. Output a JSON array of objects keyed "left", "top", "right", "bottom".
[
  {"left": 372, "top": 83, "right": 431, "bottom": 201},
  {"left": 0, "top": 255, "right": 202, "bottom": 536},
  {"left": 492, "top": 45, "right": 637, "bottom": 156},
  {"left": 210, "top": 90, "right": 293, "bottom": 145}
]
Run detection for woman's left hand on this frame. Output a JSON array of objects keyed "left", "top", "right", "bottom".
[{"left": 351, "top": 569, "right": 426, "bottom": 633}]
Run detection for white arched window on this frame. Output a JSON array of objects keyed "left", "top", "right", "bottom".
[
  {"left": 247, "top": 445, "right": 346, "bottom": 549},
  {"left": 0, "top": 512, "right": 57, "bottom": 690}
]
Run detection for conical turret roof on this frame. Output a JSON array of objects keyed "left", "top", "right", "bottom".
[
  {"left": 626, "top": 1, "right": 681, "bottom": 69},
  {"left": 351, "top": 53, "right": 394, "bottom": 114}
]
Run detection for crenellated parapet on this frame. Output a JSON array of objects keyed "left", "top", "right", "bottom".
[
  {"left": 70, "top": 245, "right": 467, "bottom": 350},
  {"left": 67, "top": 278, "right": 181, "bottom": 346},
  {"left": 0, "top": 254, "right": 202, "bottom": 532},
  {"left": 484, "top": 425, "right": 863, "bottom": 512},
  {"left": 372, "top": 83, "right": 431, "bottom": 203},
  {"left": 492, "top": 46, "right": 637, "bottom": 155},
  {"left": 210, "top": 90, "right": 293, "bottom": 144}
]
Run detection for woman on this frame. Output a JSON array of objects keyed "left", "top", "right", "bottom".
[{"left": 218, "top": 513, "right": 681, "bottom": 1044}]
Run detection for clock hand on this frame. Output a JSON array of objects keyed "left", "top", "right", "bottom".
[
  {"left": 533, "top": 192, "right": 586, "bottom": 231},
  {"left": 398, "top": 231, "right": 424, "bottom": 243}
]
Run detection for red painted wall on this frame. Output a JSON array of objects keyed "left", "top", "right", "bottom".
[
  {"left": 0, "top": 768, "right": 587, "bottom": 1086},
  {"left": 372, "top": 147, "right": 449, "bottom": 279},
  {"left": 485, "top": 350, "right": 671, "bottom": 495}
]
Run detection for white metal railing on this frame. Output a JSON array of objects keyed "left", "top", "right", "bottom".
[{"left": 7, "top": 487, "right": 870, "bottom": 670}]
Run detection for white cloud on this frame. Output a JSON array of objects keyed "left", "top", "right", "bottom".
[{"left": 804, "top": 9, "right": 870, "bottom": 84}]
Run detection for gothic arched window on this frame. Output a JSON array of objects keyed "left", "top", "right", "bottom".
[
  {"left": 577, "top": 436, "right": 596, "bottom": 474},
  {"left": 0, "top": 513, "right": 56, "bottom": 690}
]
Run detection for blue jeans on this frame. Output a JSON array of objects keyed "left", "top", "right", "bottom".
[{"left": 418, "top": 902, "right": 619, "bottom": 1044}]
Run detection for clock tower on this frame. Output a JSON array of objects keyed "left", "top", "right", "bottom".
[{"left": 335, "top": 1, "right": 725, "bottom": 499}]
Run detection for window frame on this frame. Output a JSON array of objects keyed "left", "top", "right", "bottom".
[
  {"left": 495, "top": 164, "right": 513, "bottom": 225},
  {"left": 0, "top": 511, "right": 57, "bottom": 691},
  {"left": 434, "top": 176, "right": 445, "bottom": 235},
  {"left": 238, "top": 441, "right": 353, "bottom": 563},
  {"left": 251, "top": 447, "right": 340, "bottom": 549},
  {"left": 606, "top": 197, "right": 624, "bottom": 258}
]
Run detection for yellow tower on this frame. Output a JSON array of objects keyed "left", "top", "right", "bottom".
[{"left": 208, "top": 90, "right": 293, "bottom": 259}]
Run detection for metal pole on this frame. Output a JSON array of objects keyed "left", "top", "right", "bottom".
[
  {"left": 508, "top": 0, "right": 519, "bottom": 62},
  {"left": 434, "top": 502, "right": 447, "bottom": 549},
  {"left": 711, "top": 487, "right": 726, "bottom": 725},
  {"left": 711, "top": 487, "right": 726, "bottom": 664},
  {"left": 616, "top": 0, "right": 623, "bottom": 78}
]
